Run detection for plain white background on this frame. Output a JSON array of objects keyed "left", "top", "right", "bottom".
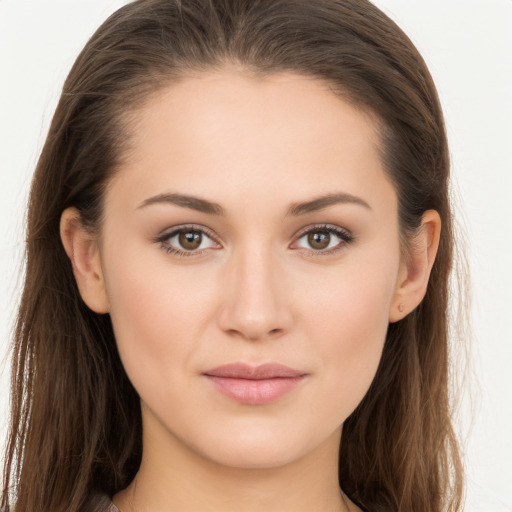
[{"left": 1, "top": 1, "right": 511, "bottom": 510}]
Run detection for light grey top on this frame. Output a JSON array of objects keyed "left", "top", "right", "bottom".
[
  {"left": 105, "top": 502, "right": 120, "bottom": 512},
  {"left": 86, "top": 494, "right": 121, "bottom": 512}
]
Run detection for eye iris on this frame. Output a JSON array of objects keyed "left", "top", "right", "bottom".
[
  {"left": 178, "top": 230, "right": 202, "bottom": 250},
  {"left": 308, "top": 231, "right": 330, "bottom": 250}
]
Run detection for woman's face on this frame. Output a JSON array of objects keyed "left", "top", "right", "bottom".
[{"left": 97, "top": 70, "right": 404, "bottom": 469}]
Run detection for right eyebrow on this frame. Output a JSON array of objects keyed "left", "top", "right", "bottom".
[{"left": 137, "top": 193, "right": 226, "bottom": 216}]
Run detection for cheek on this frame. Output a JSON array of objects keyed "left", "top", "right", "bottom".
[
  {"left": 101, "top": 245, "right": 212, "bottom": 398},
  {"left": 300, "top": 254, "right": 398, "bottom": 414}
]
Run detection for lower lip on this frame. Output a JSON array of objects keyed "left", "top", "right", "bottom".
[{"left": 205, "top": 376, "right": 305, "bottom": 405}]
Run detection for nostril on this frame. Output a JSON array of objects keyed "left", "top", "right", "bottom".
[{"left": 224, "top": 327, "right": 284, "bottom": 342}]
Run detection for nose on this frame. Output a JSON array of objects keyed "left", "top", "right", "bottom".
[{"left": 217, "top": 244, "right": 293, "bottom": 342}]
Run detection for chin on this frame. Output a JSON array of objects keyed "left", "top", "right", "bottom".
[
  {"left": 185, "top": 420, "right": 340, "bottom": 471},
  {"left": 202, "top": 442, "right": 308, "bottom": 470}
]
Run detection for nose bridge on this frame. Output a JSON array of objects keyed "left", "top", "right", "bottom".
[{"left": 218, "top": 238, "right": 291, "bottom": 341}]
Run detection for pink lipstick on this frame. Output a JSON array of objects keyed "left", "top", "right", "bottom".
[{"left": 203, "top": 363, "right": 307, "bottom": 405}]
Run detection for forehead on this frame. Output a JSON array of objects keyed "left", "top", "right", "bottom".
[
  {"left": 108, "top": 69, "right": 395, "bottom": 217},
  {"left": 126, "top": 68, "right": 381, "bottom": 155}
]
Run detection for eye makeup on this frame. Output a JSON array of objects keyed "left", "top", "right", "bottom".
[
  {"left": 154, "top": 223, "right": 355, "bottom": 259},
  {"left": 155, "top": 223, "right": 221, "bottom": 257},
  {"left": 291, "top": 224, "right": 355, "bottom": 257}
]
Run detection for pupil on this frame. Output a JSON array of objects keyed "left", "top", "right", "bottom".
[
  {"left": 179, "top": 230, "right": 202, "bottom": 250},
  {"left": 308, "top": 231, "right": 330, "bottom": 250}
]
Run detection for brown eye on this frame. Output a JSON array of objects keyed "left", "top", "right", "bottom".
[
  {"left": 178, "top": 230, "right": 203, "bottom": 250},
  {"left": 292, "top": 225, "right": 354, "bottom": 254},
  {"left": 307, "top": 231, "right": 331, "bottom": 250},
  {"left": 159, "top": 226, "right": 218, "bottom": 255}
]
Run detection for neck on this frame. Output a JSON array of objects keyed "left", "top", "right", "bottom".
[{"left": 113, "top": 412, "right": 356, "bottom": 512}]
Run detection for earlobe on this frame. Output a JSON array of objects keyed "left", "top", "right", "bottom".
[
  {"left": 60, "top": 207, "right": 110, "bottom": 314},
  {"left": 389, "top": 210, "right": 441, "bottom": 323}
]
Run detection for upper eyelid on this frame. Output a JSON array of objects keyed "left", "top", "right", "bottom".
[
  {"left": 292, "top": 223, "right": 353, "bottom": 239},
  {"left": 157, "top": 223, "right": 351, "bottom": 238},
  {"left": 158, "top": 223, "right": 218, "bottom": 241}
]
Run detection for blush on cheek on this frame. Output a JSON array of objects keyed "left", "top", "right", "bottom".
[
  {"left": 311, "top": 277, "right": 391, "bottom": 410},
  {"left": 106, "top": 272, "right": 170, "bottom": 374}
]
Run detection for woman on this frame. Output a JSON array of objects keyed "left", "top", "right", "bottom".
[{"left": 1, "top": 0, "right": 464, "bottom": 511}]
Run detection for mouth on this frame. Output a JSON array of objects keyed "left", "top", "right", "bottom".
[{"left": 203, "top": 363, "right": 308, "bottom": 405}]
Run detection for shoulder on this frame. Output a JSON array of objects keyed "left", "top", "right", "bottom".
[{"left": 82, "top": 494, "right": 120, "bottom": 512}]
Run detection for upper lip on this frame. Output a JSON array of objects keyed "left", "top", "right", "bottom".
[{"left": 204, "top": 363, "right": 306, "bottom": 380}]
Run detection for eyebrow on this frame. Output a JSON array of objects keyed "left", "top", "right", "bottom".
[
  {"left": 137, "top": 191, "right": 371, "bottom": 216},
  {"left": 286, "top": 192, "right": 372, "bottom": 216},
  {"left": 138, "top": 193, "right": 225, "bottom": 215}
]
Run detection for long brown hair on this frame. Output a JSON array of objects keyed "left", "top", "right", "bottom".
[{"left": 2, "top": 1, "right": 464, "bottom": 510}]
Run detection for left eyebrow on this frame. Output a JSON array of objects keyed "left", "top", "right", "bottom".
[{"left": 286, "top": 192, "right": 372, "bottom": 216}]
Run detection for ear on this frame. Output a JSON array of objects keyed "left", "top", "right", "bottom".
[
  {"left": 389, "top": 210, "right": 441, "bottom": 323},
  {"left": 60, "top": 207, "right": 110, "bottom": 314}
]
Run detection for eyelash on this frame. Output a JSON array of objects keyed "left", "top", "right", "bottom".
[
  {"left": 155, "top": 224, "right": 219, "bottom": 257},
  {"left": 293, "top": 224, "right": 354, "bottom": 257},
  {"left": 155, "top": 223, "right": 354, "bottom": 258}
]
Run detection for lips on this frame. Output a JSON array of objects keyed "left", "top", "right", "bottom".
[{"left": 203, "top": 363, "right": 307, "bottom": 405}]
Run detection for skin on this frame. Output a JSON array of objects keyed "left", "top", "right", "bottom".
[{"left": 61, "top": 69, "right": 440, "bottom": 512}]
